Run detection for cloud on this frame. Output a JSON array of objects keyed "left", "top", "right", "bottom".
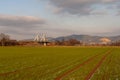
[
  {"left": 47, "top": 0, "right": 119, "bottom": 15},
  {"left": 0, "top": 14, "right": 46, "bottom": 28},
  {"left": 0, "top": 14, "right": 47, "bottom": 40},
  {"left": 117, "top": 11, "right": 120, "bottom": 15},
  {"left": 117, "top": 4, "right": 120, "bottom": 8},
  {"left": 91, "top": 10, "right": 108, "bottom": 15}
]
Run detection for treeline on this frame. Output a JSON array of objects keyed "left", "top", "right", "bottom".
[
  {"left": 110, "top": 41, "right": 120, "bottom": 46},
  {"left": 0, "top": 33, "right": 18, "bottom": 46},
  {"left": 0, "top": 33, "right": 43, "bottom": 46},
  {"left": 50, "top": 39, "right": 120, "bottom": 46},
  {"left": 50, "top": 39, "right": 83, "bottom": 46}
]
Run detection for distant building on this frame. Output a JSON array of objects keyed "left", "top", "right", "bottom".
[{"left": 99, "top": 38, "right": 111, "bottom": 45}]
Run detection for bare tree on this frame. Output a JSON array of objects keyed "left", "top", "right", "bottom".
[{"left": 0, "top": 33, "right": 10, "bottom": 46}]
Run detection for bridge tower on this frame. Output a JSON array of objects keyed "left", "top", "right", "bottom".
[{"left": 34, "top": 33, "right": 48, "bottom": 46}]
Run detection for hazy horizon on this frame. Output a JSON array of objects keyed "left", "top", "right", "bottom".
[{"left": 0, "top": 0, "right": 120, "bottom": 40}]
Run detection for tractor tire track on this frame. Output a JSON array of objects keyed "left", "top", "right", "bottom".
[
  {"left": 21, "top": 55, "right": 92, "bottom": 79},
  {"left": 21, "top": 51, "right": 106, "bottom": 79},
  {"left": 55, "top": 50, "right": 111, "bottom": 80},
  {"left": 0, "top": 49, "right": 111, "bottom": 79},
  {"left": 0, "top": 56, "right": 87, "bottom": 77},
  {"left": 84, "top": 49, "right": 113, "bottom": 80},
  {"left": 0, "top": 51, "right": 104, "bottom": 77}
]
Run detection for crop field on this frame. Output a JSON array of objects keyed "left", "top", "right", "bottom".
[{"left": 0, "top": 46, "right": 119, "bottom": 80}]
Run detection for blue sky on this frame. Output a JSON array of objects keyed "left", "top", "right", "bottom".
[{"left": 0, "top": 0, "right": 120, "bottom": 40}]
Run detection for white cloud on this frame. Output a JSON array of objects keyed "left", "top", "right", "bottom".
[
  {"left": 47, "top": 0, "right": 119, "bottom": 15},
  {"left": 0, "top": 14, "right": 47, "bottom": 40},
  {"left": 0, "top": 14, "right": 46, "bottom": 27}
]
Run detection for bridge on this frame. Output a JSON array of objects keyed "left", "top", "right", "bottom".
[{"left": 34, "top": 33, "right": 49, "bottom": 46}]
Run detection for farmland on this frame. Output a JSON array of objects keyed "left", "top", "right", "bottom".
[{"left": 0, "top": 47, "right": 119, "bottom": 80}]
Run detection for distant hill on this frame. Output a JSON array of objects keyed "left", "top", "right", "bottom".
[
  {"left": 109, "top": 35, "right": 120, "bottom": 41},
  {"left": 53, "top": 35, "right": 120, "bottom": 43}
]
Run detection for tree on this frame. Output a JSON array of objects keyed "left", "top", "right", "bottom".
[
  {"left": 0, "top": 33, "right": 10, "bottom": 46},
  {"left": 67, "top": 39, "right": 80, "bottom": 46},
  {"left": 54, "top": 39, "right": 81, "bottom": 46}
]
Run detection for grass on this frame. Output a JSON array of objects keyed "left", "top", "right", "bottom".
[
  {"left": 0, "top": 46, "right": 119, "bottom": 80},
  {"left": 91, "top": 48, "right": 120, "bottom": 80}
]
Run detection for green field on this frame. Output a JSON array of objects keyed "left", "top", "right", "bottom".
[{"left": 0, "top": 47, "right": 119, "bottom": 80}]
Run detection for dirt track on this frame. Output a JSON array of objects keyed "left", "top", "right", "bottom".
[
  {"left": 55, "top": 49, "right": 112, "bottom": 80},
  {"left": 84, "top": 49, "right": 112, "bottom": 80}
]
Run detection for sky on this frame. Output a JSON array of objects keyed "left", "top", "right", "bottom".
[{"left": 0, "top": 0, "right": 120, "bottom": 40}]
